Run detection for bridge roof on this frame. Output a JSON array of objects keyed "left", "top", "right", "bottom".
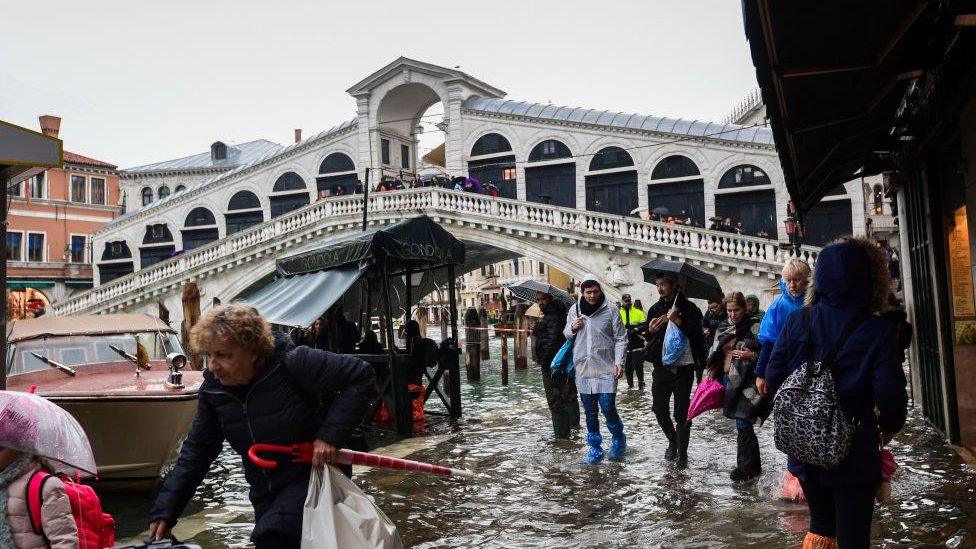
[
  {"left": 125, "top": 139, "right": 284, "bottom": 173},
  {"left": 462, "top": 97, "right": 775, "bottom": 146}
]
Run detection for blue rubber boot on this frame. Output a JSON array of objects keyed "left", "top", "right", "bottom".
[
  {"left": 584, "top": 432, "right": 604, "bottom": 464},
  {"left": 607, "top": 421, "right": 626, "bottom": 461}
]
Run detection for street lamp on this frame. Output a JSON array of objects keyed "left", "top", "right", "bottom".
[{"left": 784, "top": 200, "right": 804, "bottom": 255}]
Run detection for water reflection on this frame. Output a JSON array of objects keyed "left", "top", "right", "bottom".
[{"left": 105, "top": 336, "right": 976, "bottom": 548}]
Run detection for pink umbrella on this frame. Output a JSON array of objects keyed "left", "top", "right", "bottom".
[
  {"left": 248, "top": 443, "right": 475, "bottom": 478},
  {"left": 686, "top": 377, "right": 724, "bottom": 423},
  {"left": 0, "top": 390, "right": 97, "bottom": 478}
]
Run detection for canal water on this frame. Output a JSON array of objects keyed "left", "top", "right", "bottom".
[{"left": 105, "top": 333, "right": 976, "bottom": 548}]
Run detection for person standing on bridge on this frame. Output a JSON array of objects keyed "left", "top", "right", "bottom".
[
  {"left": 532, "top": 291, "right": 580, "bottom": 439},
  {"left": 619, "top": 294, "right": 647, "bottom": 390},
  {"left": 644, "top": 273, "right": 705, "bottom": 469},
  {"left": 564, "top": 275, "right": 627, "bottom": 463}
]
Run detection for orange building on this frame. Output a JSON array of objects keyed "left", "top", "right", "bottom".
[{"left": 6, "top": 115, "right": 121, "bottom": 318}]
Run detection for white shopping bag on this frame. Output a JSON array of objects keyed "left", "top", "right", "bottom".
[{"left": 301, "top": 466, "right": 403, "bottom": 549}]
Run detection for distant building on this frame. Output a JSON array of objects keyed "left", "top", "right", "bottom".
[
  {"left": 460, "top": 258, "right": 573, "bottom": 320},
  {"left": 6, "top": 115, "right": 121, "bottom": 317}
]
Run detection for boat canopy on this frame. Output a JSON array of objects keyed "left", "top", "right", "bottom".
[{"left": 7, "top": 314, "right": 174, "bottom": 344}]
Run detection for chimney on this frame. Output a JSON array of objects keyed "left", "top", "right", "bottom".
[
  {"left": 39, "top": 115, "right": 61, "bottom": 138},
  {"left": 294, "top": 129, "right": 302, "bottom": 143}
]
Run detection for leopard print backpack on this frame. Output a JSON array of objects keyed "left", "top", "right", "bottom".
[{"left": 772, "top": 308, "right": 865, "bottom": 470}]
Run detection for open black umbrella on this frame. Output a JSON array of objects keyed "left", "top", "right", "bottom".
[
  {"left": 651, "top": 206, "right": 671, "bottom": 216},
  {"left": 641, "top": 258, "right": 723, "bottom": 302},
  {"left": 507, "top": 279, "right": 574, "bottom": 307}
]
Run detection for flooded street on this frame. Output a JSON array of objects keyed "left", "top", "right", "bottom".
[{"left": 105, "top": 337, "right": 976, "bottom": 548}]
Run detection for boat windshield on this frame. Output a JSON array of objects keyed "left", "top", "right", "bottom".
[{"left": 6, "top": 331, "right": 183, "bottom": 376}]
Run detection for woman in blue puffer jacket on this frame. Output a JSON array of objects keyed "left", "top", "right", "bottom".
[{"left": 754, "top": 258, "right": 811, "bottom": 395}]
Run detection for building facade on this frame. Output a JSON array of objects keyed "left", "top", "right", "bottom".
[
  {"left": 90, "top": 57, "right": 866, "bottom": 287},
  {"left": 6, "top": 115, "right": 121, "bottom": 317}
]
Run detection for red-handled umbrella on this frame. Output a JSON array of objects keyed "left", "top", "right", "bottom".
[
  {"left": 248, "top": 443, "right": 475, "bottom": 478},
  {"left": 686, "top": 377, "right": 724, "bottom": 423}
]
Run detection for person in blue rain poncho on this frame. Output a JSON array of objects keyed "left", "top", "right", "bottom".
[
  {"left": 561, "top": 274, "right": 627, "bottom": 464},
  {"left": 754, "top": 258, "right": 812, "bottom": 396}
]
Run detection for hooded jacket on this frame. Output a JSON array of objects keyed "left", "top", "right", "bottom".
[
  {"left": 563, "top": 274, "right": 627, "bottom": 393},
  {"left": 754, "top": 279, "right": 806, "bottom": 378},
  {"left": 765, "top": 241, "right": 908, "bottom": 487},
  {"left": 4, "top": 460, "right": 77, "bottom": 549},
  {"left": 149, "top": 332, "right": 376, "bottom": 542}
]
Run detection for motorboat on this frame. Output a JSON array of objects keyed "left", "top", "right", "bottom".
[{"left": 5, "top": 314, "right": 203, "bottom": 489}]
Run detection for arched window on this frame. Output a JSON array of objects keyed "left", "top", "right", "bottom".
[
  {"left": 184, "top": 207, "right": 217, "bottom": 227},
  {"left": 319, "top": 153, "right": 355, "bottom": 174},
  {"left": 528, "top": 140, "right": 572, "bottom": 162},
  {"left": 272, "top": 172, "right": 307, "bottom": 192},
  {"left": 175, "top": 185, "right": 187, "bottom": 193},
  {"left": 651, "top": 155, "right": 700, "bottom": 179},
  {"left": 211, "top": 141, "right": 227, "bottom": 161},
  {"left": 270, "top": 172, "right": 310, "bottom": 217},
  {"left": 718, "top": 165, "right": 770, "bottom": 188},
  {"left": 101, "top": 241, "right": 132, "bottom": 261},
  {"left": 182, "top": 207, "right": 219, "bottom": 250},
  {"left": 525, "top": 140, "right": 575, "bottom": 208},
  {"left": 228, "top": 190, "right": 261, "bottom": 211},
  {"left": 586, "top": 147, "right": 637, "bottom": 215},
  {"left": 141, "top": 187, "right": 153, "bottom": 206},
  {"left": 872, "top": 184, "right": 883, "bottom": 214},
  {"left": 470, "top": 133, "right": 512, "bottom": 157},
  {"left": 226, "top": 191, "right": 264, "bottom": 235},
  {"left": 317, "top": 153, "right": 358, "bottom": 197},
  {"left": 140, "top": 224, "right": 175, "bottom": 268},
  {"left": 158, "top": 186, "right": 171, "bottom": 200},
  {"left": 648, "top": 155, "right": 705, "bottom": 226},
  {"left": 715, "top": 165, "right": 776, "bottom": 237},
  {"left": 588, "top": 146, "right": 634, "bottom": 171}
]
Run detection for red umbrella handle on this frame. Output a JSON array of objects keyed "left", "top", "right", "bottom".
[{"left": 247, "top": 443, "right": 473, "bottom": 478}]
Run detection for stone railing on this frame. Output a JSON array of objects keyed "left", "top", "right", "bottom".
[{"left": 54, "top": 188, "right": 820, "bottom": 315}]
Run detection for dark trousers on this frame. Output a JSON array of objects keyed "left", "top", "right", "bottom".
[
  {"left": 540, "top": 366, "right": 581, "bottom": 438},
  {"left": 254, "top": 533, "right": 299, "bottom": 549},
  {"left": 800, "top": 476, "right": 877, "bottom": 548},
  {"left": 651, "top": 365, "right": 695, "bottom": 442},
  {"left": 624, "top": 349, "right": 645, "bottom": 387}
]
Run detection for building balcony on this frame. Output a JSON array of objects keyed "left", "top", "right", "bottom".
[{"left": 7, "top": 261, "right": 93, "bottom": 280}]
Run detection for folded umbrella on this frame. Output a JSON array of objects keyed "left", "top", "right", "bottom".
[
  {"left": 248, "top": 443, "right": 475, "bottom": 478},
  {"left": 507, "top": 279, "right": 574, "bottom": 308},
  {"left": 686, "top": 377, "right": 724, "bottom": 423},
  {"left": 0, "top": 389, "right": 97, "bottom": 478},
  {"left": 641, "top": 258, "right": 724, "bottom": 302}
]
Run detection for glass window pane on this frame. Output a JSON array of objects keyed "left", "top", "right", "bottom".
[
  {"left": 9, "top": 181, "right": 22, "bottom": 197},
  {"left": 90, "top": 178, "right": 105, "bottom": 204},
  {"left": 5, "top": 232, "right": 22, "bottom": 261},
  {"left": 70, "top": 235, "right": 86, "bottom": 263},
  {"left": 401, "top": 144, "right": 410, "bottom": 169},
  {"left": 158, "top": 186, "right": 170, "bottom": 200},
  {"left": 381, "top": 139, "right": 390, "bottom": 165},
  {"left": 70, "top": 175, "right": 87, "bottom": 202},
  {"left": 30, "top": 174, "right": 45, "bottom": 199},
  {"left": 141, "top": 187, "right": 153, "bottom": 206},
  {"left": 27, "top": 233, "right": 44, "bottom": 262}
]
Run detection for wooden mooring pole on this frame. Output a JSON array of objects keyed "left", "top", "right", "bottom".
[
  {"left": 479, "top": 308, "right": 490, "bottom": 360},
  {"left": 500, "top": 329, "right": 509, "bottom": 386},
  {"left": 464, "top": 308, "right": 481, "bottom": 381}
]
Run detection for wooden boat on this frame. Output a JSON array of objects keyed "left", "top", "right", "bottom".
[{"left": 5, "top": 314, "right": 203, "bottom": 489}]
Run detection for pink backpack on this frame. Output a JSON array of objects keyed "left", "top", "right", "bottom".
[{"left": 27, "top": 470, "right": 116, "bottom": 549}]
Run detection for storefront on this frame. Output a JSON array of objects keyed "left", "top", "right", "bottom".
[{"left": 743, "top": 1, "right": 976, "bottom": 447}]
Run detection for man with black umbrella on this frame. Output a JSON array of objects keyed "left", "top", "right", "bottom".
[
  {"left": 532, "top": 291, "right": 580, "bottom": 438},
  {"left": 644, "top": 273, "right": 705, "bottom": 469}
]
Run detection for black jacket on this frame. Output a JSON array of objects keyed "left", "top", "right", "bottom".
[
  {"left": 532, "top": 300, "right": 568, "bottom": 368},
  {"left": 149, "top": 333, "right": 376, "bottom": 541},
  {"left": 644, "top": 296, "right": 705, "bottom": 370}
]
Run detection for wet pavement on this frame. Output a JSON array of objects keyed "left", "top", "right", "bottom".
[{"left": 104, "top": 337, "right": 976, "bottom": 548}]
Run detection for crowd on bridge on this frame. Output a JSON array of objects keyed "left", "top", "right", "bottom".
[{"left": 532, "top": 235, "right": 912, "bottom": 548}]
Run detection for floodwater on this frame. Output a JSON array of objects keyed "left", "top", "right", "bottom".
[{"left": 105, "top": 334, "right": 976, "bottom": 548}]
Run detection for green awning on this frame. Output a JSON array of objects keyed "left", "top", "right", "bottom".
[{"left": 6, "top": 280, "right": 55, "bottom": 289}]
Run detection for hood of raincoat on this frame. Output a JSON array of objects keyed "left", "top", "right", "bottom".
[
  {"left": 577, "top": 273, "right": 606, "bottom": 316},
  {"left": 813, "top": 241, "right": 874, "bottom": 312},
  {"left": 757, "top": 278, "right": 807, "bottom": 344}
]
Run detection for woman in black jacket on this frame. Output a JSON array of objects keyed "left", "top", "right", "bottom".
[
  {"left": 148, "top": 304, "right": 376, "bottom": 548},
  {"left": 706, "top": 292, "right": 763, "bottom": 482}
]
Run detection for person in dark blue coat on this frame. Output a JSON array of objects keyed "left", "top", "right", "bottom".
[
  {"left": 765, "top": 237, "right": 908, "bottom": 549},
  {"left": 148, "top": 304, "right": 376, "bottom": 549}
]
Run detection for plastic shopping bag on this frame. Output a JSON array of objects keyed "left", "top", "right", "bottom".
[
  {"left": 550, "top": 338, "right": 575, "bottom": 379},
  {"left": 778, "top": 471, "right": 805, "bottom": 502},
  {"left": 301, "top": 466, "right": 402, "bottom": 549},
  {"left": 661, "top": 320, "right": 688, "bottom": 365}
]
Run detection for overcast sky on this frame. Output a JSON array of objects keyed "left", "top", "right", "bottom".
[{"left": 1, "top": 0, "right": 759, "bottom": 169}]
